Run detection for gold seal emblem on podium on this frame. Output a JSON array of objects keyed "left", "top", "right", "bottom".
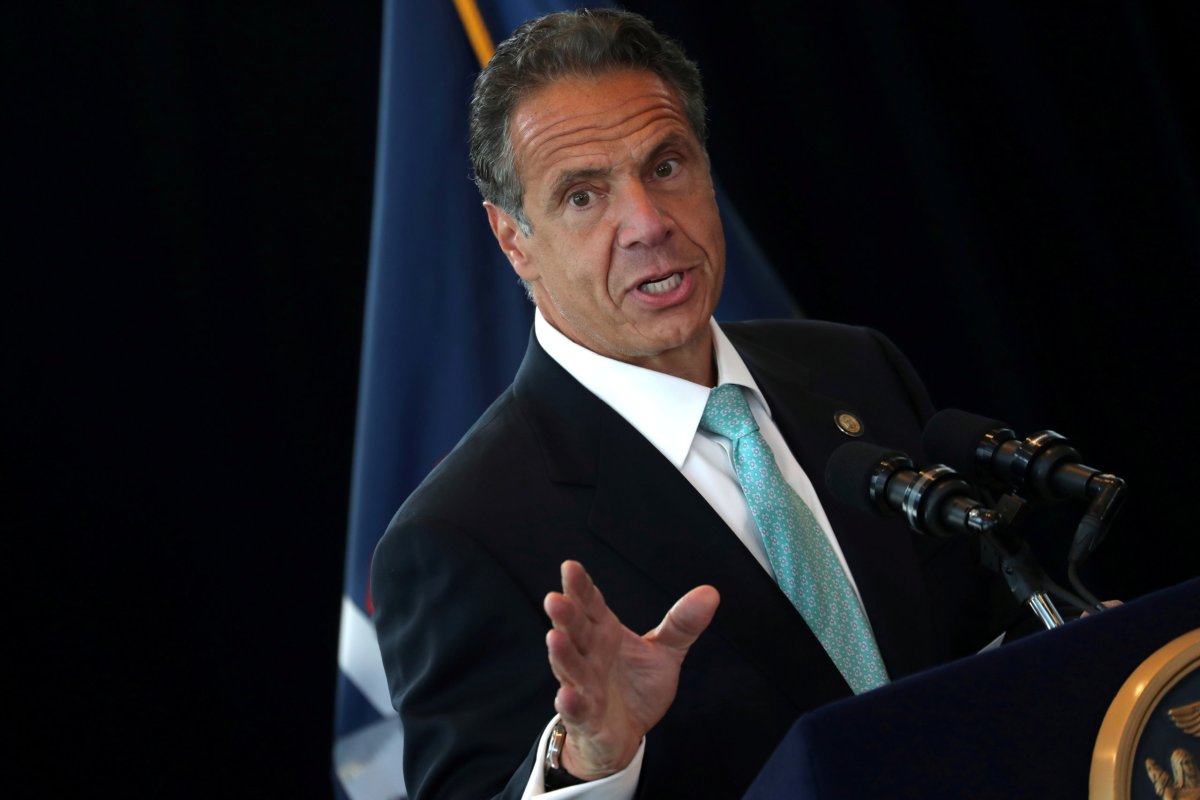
[{"left": 1091, "top": 629, "right": 1200, "bottom": 799}]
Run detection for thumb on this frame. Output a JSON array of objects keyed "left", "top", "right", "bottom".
[{"left": 649, "top": 585, "right": 720, "bottom": 652}]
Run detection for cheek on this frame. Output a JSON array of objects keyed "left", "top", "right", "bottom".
[
  {"left": 701, "top": 203, "right": 724, "bottom": 247},
  {"left": 565, "top": 241, "right": 618, "bottom": 297},
  {"left": 539, "top": 222, "right": 621, "bottom": 306},
  {"left": 703, "top": 220, "right": 726, "bottom": 272}
]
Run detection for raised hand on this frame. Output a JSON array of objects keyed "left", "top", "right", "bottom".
[{"left": 543, "top": 560, "right": 720, "bottom": 780}]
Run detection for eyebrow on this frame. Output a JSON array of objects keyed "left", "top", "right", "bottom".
[
  {"left": 644, "top": 133, "right": 689, "bottom": 167},
  {"left": 541, "top": 131, "right": 696, "bottom": 211},
  {"left": 545, "top": 166, "right": 612, "bottom": 211}
]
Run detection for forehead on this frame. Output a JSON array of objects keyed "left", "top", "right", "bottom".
[{"left": 509, "top": 69, "right": 695, "bottom": 187}]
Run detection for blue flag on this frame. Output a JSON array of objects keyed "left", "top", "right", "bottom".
[{"left": 332, "top": 3, "right": 798, "bottom": 798}]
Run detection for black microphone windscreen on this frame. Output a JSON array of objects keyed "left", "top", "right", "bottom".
[
  {"left": 824, "top": 440, "right": 906, "bottom": 516},
  {"left": 922, "top": 408, "right": 1007, "bottom": 481}
]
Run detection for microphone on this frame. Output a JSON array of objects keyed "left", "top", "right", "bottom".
[
  {"left": 921, "top": 408, "right": 1125, "bottom": 561},
  {"left": 826, "top": 439, "right": 1082, "bottom": 626},
  {"left": 922, "top": 408, "right": 1105, "bottom": 501},
  {"left": 824, "top": 440, "right": 997, "bottom": 539}
]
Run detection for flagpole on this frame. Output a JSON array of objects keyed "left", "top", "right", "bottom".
[{"left": 452, "top": 0, "right": 495, "bottom": 67}]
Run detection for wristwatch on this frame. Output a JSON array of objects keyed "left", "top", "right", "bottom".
[{"left": 544, "top": 722, "right": 588, "bottom": 790}]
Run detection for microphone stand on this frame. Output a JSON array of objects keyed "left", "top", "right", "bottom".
[
  {"left": 980, "top": 527, "right": 1066, "bottom": 629},
  {"left": 1066, "top": 472, "right": 1126, "bottom": 610},
  {"left": 970, "top": 493, "right": 1083, "bottom": 630}
]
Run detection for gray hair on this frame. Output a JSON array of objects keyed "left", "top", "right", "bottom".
[{"left": 469, "top": 8, "right": 708, "bottom": 237}]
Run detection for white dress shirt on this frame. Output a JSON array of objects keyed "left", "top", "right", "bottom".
[{"left": 522, "top": 309, "right": 871, "bottom": 799}]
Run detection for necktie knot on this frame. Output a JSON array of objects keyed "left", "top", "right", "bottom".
[{"left": 700, "top": 384, "right": 759, "bottom": 441}]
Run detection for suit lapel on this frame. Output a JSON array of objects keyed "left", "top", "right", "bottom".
[
  {"left": 587, "top": 413, "right": 854, "bottom": 707},
  {"left": 727, "top": 324, "right": 938, "bottom": 678},
  {"left": 514, "top": 332, "right": 851, "bottom": 708}
]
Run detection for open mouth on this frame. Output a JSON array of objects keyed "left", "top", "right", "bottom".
[{"left": 638, "top": 272, "right": 683, "bottom": 295}]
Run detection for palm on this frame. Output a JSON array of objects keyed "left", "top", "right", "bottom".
[{"left": 544, "top": 560, "right": 720, "bottom": 779}]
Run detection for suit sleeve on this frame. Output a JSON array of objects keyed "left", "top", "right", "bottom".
[{"left": 371, "top": 518, "right": 554, "bottom": 800}]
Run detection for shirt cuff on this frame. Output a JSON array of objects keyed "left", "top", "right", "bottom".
[
  {"left": 521, "top": 715, "right": 644, "bottom": 799},
  {"left": 978, "top": 630, "right": 1006, "bottom": 653}
]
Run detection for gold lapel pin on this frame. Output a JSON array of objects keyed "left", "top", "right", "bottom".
[{"left": 834, "top": 411, "right": 864, "bottom": 437}]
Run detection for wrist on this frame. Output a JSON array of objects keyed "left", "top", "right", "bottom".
[{"left": 545, "top": 722, "right": 588, "bottom": 790}]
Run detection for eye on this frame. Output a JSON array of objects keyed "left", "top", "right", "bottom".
[
  {"left": 568, "top": 190, "right": 594, "bottom": 208},
  {"left": 654, "top": 159, "right": 679, "bottom": 179}
]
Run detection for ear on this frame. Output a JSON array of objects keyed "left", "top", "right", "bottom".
[{"left": 484, "top": 202, "right": 538, "bottom": 282}]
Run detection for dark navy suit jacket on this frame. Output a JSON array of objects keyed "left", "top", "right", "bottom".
[{"left": 372, "top": 320, "right": 1015, "bottom": 799}]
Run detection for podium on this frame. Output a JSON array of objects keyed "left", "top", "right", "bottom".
[{"left": 744, "top": 578, "right": 1200, "bottom": 799}]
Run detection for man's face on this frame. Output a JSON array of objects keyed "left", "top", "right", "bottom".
[{"left": 487, "top": 69, "right": 726, "bottom": 383}]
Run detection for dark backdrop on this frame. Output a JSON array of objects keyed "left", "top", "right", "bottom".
[{"left": 10, "top": 2, "right": 1197, "bottom": 796}]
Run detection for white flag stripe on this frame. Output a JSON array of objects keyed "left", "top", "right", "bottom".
[
  {"left": 334, "top": 716, "right": 408, "bottom": 800},
  {"left": 338, "top": 595, "right": 398, "bottom": 717}
]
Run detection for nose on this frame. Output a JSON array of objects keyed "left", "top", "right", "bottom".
[{"left": 615, "top": 182, "right": 671, "bottom": 249}]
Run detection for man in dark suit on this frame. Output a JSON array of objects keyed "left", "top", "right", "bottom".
[{"left": 372, "top": 9, "right": 1014, "bottom": 799}]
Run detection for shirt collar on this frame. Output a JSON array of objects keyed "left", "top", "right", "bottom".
[{"left": 534, "top": 309, "right": 770, "bottom": 468}]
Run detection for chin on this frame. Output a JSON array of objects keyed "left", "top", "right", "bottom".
[{"left": 635, "top": 320, "right": 710, "bottom": 355}]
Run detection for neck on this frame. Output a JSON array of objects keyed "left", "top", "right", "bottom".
[
  {"left": 626, "top": 337, "right": 716, "bottom": 386},
  {"left": 534, "top": 306, "right": 718, "bottom": 386}
]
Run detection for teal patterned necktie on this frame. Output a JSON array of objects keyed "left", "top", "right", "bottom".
[{"left": 700, "top": 384, "right": 889, "bottom": 694}]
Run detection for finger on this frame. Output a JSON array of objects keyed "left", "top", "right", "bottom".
[
  {"left": 559, "top": 561, "right": 616, "bottom": 658},
  {"left": 561, "top": 560, "right": 611, "bottom": 622},
  {"left": 544, "top": 592, "right": 604, "bottom": 686},
  {"left": 544, "top": 590, "right": 577, "bottom": 629},
  {"left": 545, "top": 627, "right": 587, "bottom": 688},
  {"left": 560, "top": 560, "right": 590, "bottom": 596},
  {"left": 545, "top": 629, "right": 601, "bottom": 725},
  {"left": 648, "top": 585, "right": 720, "bottom": 652},
  {"left": 545, "top": 587, "right": 603, "bottom": 659},
  {"left": 554, "top": 684, "right": 587, "bottom": 721}
]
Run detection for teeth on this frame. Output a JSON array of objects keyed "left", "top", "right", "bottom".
[{"left": 640, "top": 272, "right": 682, "bottom": 295}]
